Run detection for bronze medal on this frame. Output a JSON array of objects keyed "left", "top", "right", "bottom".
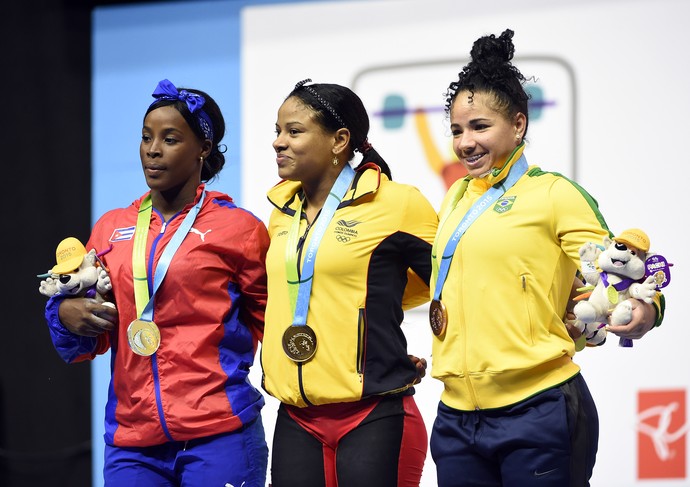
[
  {"left": 127, "top": 319, "right": 161, "bottom": 356},
  {"left": 429, "top": 299, "right": 448, "bottom": 337},
  {"left": 282, "top": 325, "right": 317, "bottom": 363}
]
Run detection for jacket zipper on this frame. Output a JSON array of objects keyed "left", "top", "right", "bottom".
[
  {"left": 298, "top": 364, "right": 314, "bottom": 406},
  {"left": 458, "top": 270, "right": 480, "bottom": 409},
  {"left": 462, "top": 325, "right": 480, "bottom": 409},
  {"left": 295, "top": 213, "right": 316, "bottom": 406},
  {"left": 357, "top": 308, "right": 366, "bottom": 382},
  {"left": 150, "top": 213, "right": 174, "bottom": 441}
]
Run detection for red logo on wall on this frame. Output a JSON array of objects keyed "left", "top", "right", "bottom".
[{"left": 637, "top": 389, "right": 688, "bottom": 479}]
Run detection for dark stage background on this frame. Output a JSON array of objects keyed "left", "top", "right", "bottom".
[{"left": 1, "top": 1, "right": 154, "bottom": 485}]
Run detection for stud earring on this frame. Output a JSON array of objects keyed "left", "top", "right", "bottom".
[
  {"left": 200, "top": 156, "right": 204, "bottom": 163},
  {"left": 332, "top": 156, "right": 339, "bottom": 166}
]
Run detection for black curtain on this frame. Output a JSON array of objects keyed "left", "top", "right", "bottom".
[
  {"left": 1, "top": 1, "right": 93, "bottom": 485},
  {"left": 1, "top": 1, "right": 191, "bottom": 484}
]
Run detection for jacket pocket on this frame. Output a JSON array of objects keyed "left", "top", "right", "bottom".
[
  {"left": 520, "top": 273, "right": 536, "bottom": 345},
  {"left": 356, "top": 308, "right": 367, "bottom": 381}
]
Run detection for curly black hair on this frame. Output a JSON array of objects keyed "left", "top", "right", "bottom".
[{"left": 445, "top": 29, "right": 530, "bottom": 136}]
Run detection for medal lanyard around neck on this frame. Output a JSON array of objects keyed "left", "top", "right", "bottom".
[
  {"left": 431, "top": 155, "right": 528, "bottom": 301},
  {"left": 285, "top": 164, "right": 355, "bottom": 326},
  {"left": 132, "top": 191, "right": 206, "bottom": 320}
]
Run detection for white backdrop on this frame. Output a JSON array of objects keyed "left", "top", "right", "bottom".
[{"left": 241, "top": 0, "right": 688, "bottom": 485}]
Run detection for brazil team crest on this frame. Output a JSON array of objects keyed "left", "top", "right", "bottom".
[{"left": 493, "top": 196, "right": 516, "bottom": 213}]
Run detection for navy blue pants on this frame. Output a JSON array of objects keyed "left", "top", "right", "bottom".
[
  {"left": 431, "top": 374, "right": 598, "bottom": 487},
  {"left": 103, "top": 416, "right": 268, "bottom": 487}
]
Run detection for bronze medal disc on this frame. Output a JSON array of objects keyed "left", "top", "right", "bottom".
[
  {"left": 127, "top": 319, "right": 161, "bottom": 356},
  {"left": 429, "top": 299, "right": 448, "bottom": 337},
  {"left": 282, "top": 325, "right": 317, "bottom": 363}
]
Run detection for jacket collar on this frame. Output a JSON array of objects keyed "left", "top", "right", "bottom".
[
  {"left": 267, "top": 163, "right": 384, "bottom": 216},
  {"left": 467, "top": 143, "right": 526, "bottom": 195},
  {"left": 134, "top": 183, "right": 209, "bottom": 213}
]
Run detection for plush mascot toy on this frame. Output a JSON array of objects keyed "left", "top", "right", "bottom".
[
  {"left": 573, "top": 228, "right": 672, "bottom": 348},
  {"left": 38, "top": 237, "right": 113, "bottom": 301}
]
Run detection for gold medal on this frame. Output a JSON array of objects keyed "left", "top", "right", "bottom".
[
  {"left": 127, "top": 319, "right": 161, "bottom": 356},
  {"left": 282, "top": 325, "right": 317, "bottom": 363},
  {"left": 429, "top": 299, "right": 448, "bottom": 337}
]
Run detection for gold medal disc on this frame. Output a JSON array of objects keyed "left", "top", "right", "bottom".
[
  {"left": 429, "top": 299, "right": 448, "bottom": 337},
  {"left": 282, "top": 325, "right": 317, "bottom": 363},
  {"left": 127, "top": 319, "right": 161, "bottom": 356}
]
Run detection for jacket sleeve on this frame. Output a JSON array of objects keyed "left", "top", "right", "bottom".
[
  {"left": 45, "top": 294, "right": 101, "bottom": 363},
  {"left": 399, "top": 186, "right": 439, "bottom": 310},
  {"left": 551, "top": 177, "right": 612, "bottom": 265},
  {"left": 652, "top": 292, "right": 665, "bottom": 327},
  {"left": 237, "top": 219, "right": 270, "bottom": 346}
]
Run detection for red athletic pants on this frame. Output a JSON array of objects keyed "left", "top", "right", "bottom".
[{"left": 271, "top": 395, "right": 427, "bottom": 487}]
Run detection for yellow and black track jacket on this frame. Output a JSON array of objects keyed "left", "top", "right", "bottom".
[{"left": 262, "top": 163, "right": 438, "bottom": 407}]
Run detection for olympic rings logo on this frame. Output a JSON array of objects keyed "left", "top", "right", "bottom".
[{"left": 336, "top": 235, "right": 351, "bottom": 243}]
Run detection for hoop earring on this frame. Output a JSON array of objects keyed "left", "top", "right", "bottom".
[{"left": 332, "top": 156, "right": 339, "bottom": 166}]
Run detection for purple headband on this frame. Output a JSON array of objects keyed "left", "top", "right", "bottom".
[{"left": 150, "top": 79, "right": 214, "bottom": 141}]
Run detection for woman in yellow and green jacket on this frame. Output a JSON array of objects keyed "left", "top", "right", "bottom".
[{"left": 429, "top": 29, "right": 664, "bottom": 487}]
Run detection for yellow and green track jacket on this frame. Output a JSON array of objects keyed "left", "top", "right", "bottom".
[
  {"left": 430, "top": 146, "right": 664, "bottom": 411},
  {"left": 262, "top": 163, "right": 438, "bottom": 407}
]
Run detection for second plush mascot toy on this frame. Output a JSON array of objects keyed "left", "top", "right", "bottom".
[{"left": 573, "top": 229, "right": 661, "bottom": 347}]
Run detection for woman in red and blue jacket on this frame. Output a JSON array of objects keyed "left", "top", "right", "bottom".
[{"left": 43, "top": 79, "right": 269, "bottom": 487}]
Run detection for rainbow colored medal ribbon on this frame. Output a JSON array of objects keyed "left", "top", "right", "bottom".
[
  {"left": 283, "top": 164, "right": 355, "bottom": 362},
  {"left": 430, "top": 149, "right": 528, "bottom": 337},
  {"left": 128, "top": 191, "right": 206, "bottom": 356}
]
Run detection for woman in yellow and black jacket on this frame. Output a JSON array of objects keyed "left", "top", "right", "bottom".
[{"left": 261, "top": 79, "right": 438, "bottom": 487}]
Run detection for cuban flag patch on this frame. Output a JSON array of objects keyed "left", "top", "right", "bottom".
[{"left": 109, "top": 226, "right": 136, "bottom": 242}]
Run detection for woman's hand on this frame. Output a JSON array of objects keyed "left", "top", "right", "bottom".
[
  {"left": 565, "top": 276, "right": 584, "bottom": 342},
  {"left": 564, "top": 314, "right": 583, "bottom": 342},
  {"left": 408, "top": 354, "right": 428, "bottom": 384},
  {"left": 58, "top": 297, "right": 117, "bottom": 337},
  {"left": 607, "top": 299, "right": 656, "bottom": 340}
]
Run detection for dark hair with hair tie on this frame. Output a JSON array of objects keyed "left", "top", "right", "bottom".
[
  {"left": 287, "top": 80, "right": 392, "bottom": 179},
  {"left": 294, "top": 79, "right": 347, "bottom": 129},
  {"left": 445, "top": 29, "right": 531, "bottom": 138},
  {"left": 146, "top": 81, "right": 226, "bottom": 183}
]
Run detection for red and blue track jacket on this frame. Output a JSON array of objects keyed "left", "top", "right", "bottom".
[{"left": 45, "top": 185, "right": 269, "bottom": 447}]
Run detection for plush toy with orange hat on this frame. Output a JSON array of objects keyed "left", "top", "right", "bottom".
[
  {"left": 38, "top": 237, "right": 113, "bottom": 301},
  {"left": 572, "top": 228, "right": 672, "bottom": 348}
]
